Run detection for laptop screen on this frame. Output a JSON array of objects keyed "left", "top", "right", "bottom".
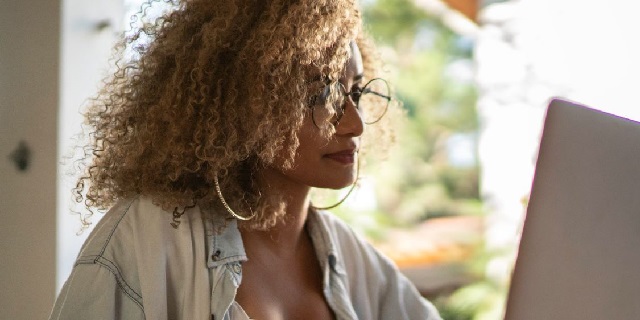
[{"left": 504, "top": 98, "right": 640, "bottom": 319}]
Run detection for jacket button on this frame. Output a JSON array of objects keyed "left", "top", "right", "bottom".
[{"left": 211, "top": 249, "right": 221, "bottom": 261}]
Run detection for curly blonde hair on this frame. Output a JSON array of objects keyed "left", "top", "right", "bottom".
[{"left": 75, "top": 0, "right": 397, "bottom": 230}]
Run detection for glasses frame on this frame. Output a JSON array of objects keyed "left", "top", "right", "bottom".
[{"left": 309, "top": 77, "right": 391, "bottom": 128}]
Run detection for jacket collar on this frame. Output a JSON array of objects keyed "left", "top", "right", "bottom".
[
  {"left": 205, "top": 217, "right": 248, "bottom": 268},
  {"left": 307, "top": 208, "right": 346, "bottom": 276}
]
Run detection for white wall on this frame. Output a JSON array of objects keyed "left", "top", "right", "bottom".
[
  {"left": 58, "top": 0, "right": 123, "bottom": 291},
  {"left": 0, "top": 1, "right": 60, "bottom": 318},
  {"left": 0, "top": 0, "right": 125, "bottom": 317}
]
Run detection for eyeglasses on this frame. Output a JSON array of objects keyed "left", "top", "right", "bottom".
[{"left": 309, "top": 78, "right": 391, "bottom": 127}]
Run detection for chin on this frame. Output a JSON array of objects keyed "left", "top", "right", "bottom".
[{"left": 318, "top": 175, "right": 357, "bottom": 190}]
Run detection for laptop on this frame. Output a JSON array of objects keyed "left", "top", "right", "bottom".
[{"left": 503, "top": 98, "right": 640, "bottom": 319}]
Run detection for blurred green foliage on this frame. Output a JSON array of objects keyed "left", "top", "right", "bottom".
[{"left": 362, "top": 0, "right": 480, "bottom": 225}]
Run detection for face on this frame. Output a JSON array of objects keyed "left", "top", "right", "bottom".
[{"left": 261, "top": 42, "right": 365, "bottom": 192}]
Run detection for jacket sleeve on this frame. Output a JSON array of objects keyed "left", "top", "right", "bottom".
[{"left": 48, "top": 263, "right": 145, "bottom": 320}]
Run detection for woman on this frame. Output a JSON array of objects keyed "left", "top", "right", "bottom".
[{"left": 50, "top": 0, "right": 441, "bottom": 319}]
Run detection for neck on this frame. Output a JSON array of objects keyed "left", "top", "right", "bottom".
[{"left": 239, "top": 166, "right": 313, "bottom": 256}]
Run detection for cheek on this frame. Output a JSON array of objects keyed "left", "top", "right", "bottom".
[
  {"left": 270, "top": 118, "right": 319, "bottom": 167},
  {"left": 294, "top": 119, "right": 326, "bottom": 161},
  {"left": 281, "top": 119, "right": 357, "bottom": 189},
  {"left": 289, "top": 134, "right": 323, "bottom": 172}
]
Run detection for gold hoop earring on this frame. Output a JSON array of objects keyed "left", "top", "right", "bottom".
[
  {"left": 214, "top": 175, "right": 257, "bottom": 221},
  {"left": 311, "top": 159, "right": 360, "bottom": 211}
]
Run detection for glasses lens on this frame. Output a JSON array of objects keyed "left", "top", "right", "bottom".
[
  {"left": 359, "top": 78, "right": 391, "bottom": 124},
  {"left": 311, "top": 83, "right": 345, "bottom": 126}
]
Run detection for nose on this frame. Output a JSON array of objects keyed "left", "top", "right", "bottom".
[{"left": 335, "top": 99, "right": 364, "bottom": 137}]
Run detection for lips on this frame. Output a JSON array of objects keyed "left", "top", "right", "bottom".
[{"left": 324, "top": 149, "right": 357, "bottom": 164}]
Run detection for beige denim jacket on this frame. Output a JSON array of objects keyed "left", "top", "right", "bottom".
[{"left": 49, "top": 197, "right": 441, "bottom": 320}]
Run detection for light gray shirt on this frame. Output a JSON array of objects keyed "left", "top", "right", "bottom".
[{"left": 49, "top": 197, "right": 441, "bottom": 320}]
